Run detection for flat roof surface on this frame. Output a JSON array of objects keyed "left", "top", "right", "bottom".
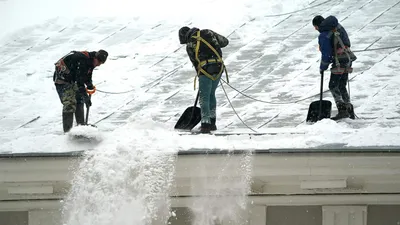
[{"left": 1, "top": 0, "right": 400, "bottom": 154}]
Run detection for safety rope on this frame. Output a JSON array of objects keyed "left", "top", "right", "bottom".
[
  {"left": 220, "top": 81, "right": 258, "bottom": 133},
  {"left": 263, "top": 0, "right": 334, "bottom": 17},
  {"left": 96, "top": 44, "right": 400, "bottom": 97},
  {"left": 220, "top": 78, "right": 333, "bottom": 105},
  {"left": 218, "top": 44, "right": 400, "bottom": 106},
  {"left": 97, "top": 88, "right": 137, "bottom": 94},
  {"left": 353, "top": 45, "right": 400, "bottom": 53}
]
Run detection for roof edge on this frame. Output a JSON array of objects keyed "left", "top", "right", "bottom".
[{"left": 1, "top": 146, "right": 400, "bottom": 158}]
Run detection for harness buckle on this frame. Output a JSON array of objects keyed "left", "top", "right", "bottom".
[{"left": 331, "top": 66, "right": 346, "bottom": 75}]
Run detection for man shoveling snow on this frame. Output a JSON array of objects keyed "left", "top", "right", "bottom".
[{"left": 53, "top": 49, "right": 108, "bottom": 132}]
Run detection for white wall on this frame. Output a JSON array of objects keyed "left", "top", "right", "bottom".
[
  {"left": 2, "top": 204, "right": 400, "bottom": 225},
  {"left": 28, "top": 210, "right": 61, "bottom": 225},
  {"left": 322, "top": 206, "right": 367, "bottom": 225},
  {"left": 0, "top": 211, "right": 28, "bottom": 225}
]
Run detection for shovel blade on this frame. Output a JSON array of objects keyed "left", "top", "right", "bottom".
[
  {"left": 174, "top": 106, "right": 201, "bottom": 130},
  {"left": 306, "top": 100, "right": 332, "bottom": 122}
]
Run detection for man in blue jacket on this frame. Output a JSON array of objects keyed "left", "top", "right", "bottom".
[{"left": 313, "top": 15, "right": 355, "bottom": 120}]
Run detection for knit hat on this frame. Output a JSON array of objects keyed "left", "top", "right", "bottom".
[
  {"left": 179, "top": 26, "right": 190, "bottom": 44},
  {"left": 95, "top": 50, "right": 108, "bottom": 63},
  {"left": 312, "top": 15, "right": 325, "bottom": 27}
]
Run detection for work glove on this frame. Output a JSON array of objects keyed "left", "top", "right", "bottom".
[
  {"left": 83, "top": 94, "right": 92, "bottom": 107},
  {"left": 86, "top": 85, "right": 96, "bottom": 95}
]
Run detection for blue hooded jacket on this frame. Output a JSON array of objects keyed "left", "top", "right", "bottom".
[{"left": 318, "top": 16, "right": 351, "bottom": 70}]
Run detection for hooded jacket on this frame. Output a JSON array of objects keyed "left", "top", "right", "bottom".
[
  {"left": 183, "top": 28, "right": 229, "bottom": 70},
  {"left": 318, "top": 16, "right": 351, "bottom": 70},
  {"left": 55, "top": 51, "right": 95, "bottom": 95}
]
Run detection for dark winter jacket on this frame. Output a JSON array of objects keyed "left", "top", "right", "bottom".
[
  {"left": 55, "top": 51, "right": 95, "bottom": 95},
  {"left": 318, "top": 16, "right": 351, "bottom": 70},
  {"left": 184, "top": 28, "right": 229, "bottom": 71}
]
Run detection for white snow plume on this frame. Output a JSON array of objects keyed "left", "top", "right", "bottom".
[
  {"left": 61, "top": 143, "right": 177, "bottom": 225},
  {"left": 190, "top": 152, "right": 253, "bottom": 225}
]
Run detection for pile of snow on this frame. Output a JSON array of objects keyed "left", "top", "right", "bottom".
[{"left": 68, "top": 125, "right": 104, "bottom": 142}]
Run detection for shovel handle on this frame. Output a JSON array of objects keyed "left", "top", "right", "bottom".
[
  {"left": 190, "top": 90, "right": 200, "bottom": 120},
  {"left": 193, "top": 90, "right": 199, "bottom": 108},
  {"left": 319, "top": 71, "right": 324, "bottom": 119},
  {"left": 85, "top": 95, "right": 91, "bottom": 125}
]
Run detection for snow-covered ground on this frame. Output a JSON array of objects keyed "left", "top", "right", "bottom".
[{"left": 1, "top": 0, "right": 400, "bottom": 154}]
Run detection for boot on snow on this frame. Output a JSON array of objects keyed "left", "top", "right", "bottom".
[
  {"left": 331, "top": 102, "right": 350, "bottom": 120},
  {"left": 75, "top": 103, "right": 85, "bottom": 125},
  {"left": 346, "top": 103, "right": 355, "bottom": 119},
  {"left": 63, "top": 112, "right": 74, "bottom": 132},
  {"left": 200, "top": 123, "right": 211, "bottom": 134},
  {"left": 210, "top": 118, "right": 217, "bottom": 131}
]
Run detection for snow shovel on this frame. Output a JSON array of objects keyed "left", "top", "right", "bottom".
[
  {"left": 174, "top": 91, "right": 201, "bottom": 130},
  {"left": 69, "top": 95, "right": 97, "bottom": 140},
  {"left": 85, "top": 95, "right": 97, "bottom": 127},
  {"left": 306, "top": 71, "right": 332, "bottom": 122}
]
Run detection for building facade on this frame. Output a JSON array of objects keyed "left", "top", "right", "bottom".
[{"left": 1, "top": 149, "right": 400, "bottom": 225}]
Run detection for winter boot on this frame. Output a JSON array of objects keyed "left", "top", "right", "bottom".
[
  {"left": 62, "top": 112, "right": 74, "bottom": 132},
  {"left": 200, "top": 123, "right": 211, "bottom": 134},
  {"left": 75, "top": 103, "right": 85, "bottom": 125},
  {"left": 210, "top": 118, "right": 217, "bottom": 131},
  {"left": 331, "top": 102, "right": 350, "bottom": 120},
  {"left": 346, "top": 103, "right": 355, "bottom": 119}
]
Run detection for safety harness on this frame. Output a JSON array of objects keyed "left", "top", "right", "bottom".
[
  {"left": 330, "top": 26, "right": 357, "bottom": 75},
  {"left": 54, "top": 51, "right": 90, "bottom": 83},
  {"left": 192, "top": 31, "right": 229, "bottom": 89},
  {"left": 53, "top": 51, "right": 96, "bottom": 94},
  {"left": 54, "top": 54, "right": 71, "bottom": 81}
]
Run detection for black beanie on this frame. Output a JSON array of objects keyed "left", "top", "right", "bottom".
[
  {"left": 312, "top": 15, "right": 325, "bottom": 27},
  {"left": 179, "top": 26, "right": 190, "bottom": 44},
  {"left": 95, "top": 50, "right": 108, "bottom": 63}
]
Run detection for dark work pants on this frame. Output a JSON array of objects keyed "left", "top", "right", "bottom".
[{"left": 328, "top": 72, "right": 350, "bottom": 108}]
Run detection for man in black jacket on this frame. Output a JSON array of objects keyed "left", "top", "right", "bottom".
[
  {"left": 53, "top": 50, "right": 108, "bottom": 132},
  {"left": 179, "top": 26, "right": 229, "bottom": 133}
]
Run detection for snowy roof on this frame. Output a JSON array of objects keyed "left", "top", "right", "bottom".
[{"left": 1, "top": 0, "right": 400, "bottom": 154}]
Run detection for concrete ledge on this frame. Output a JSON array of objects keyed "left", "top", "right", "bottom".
[
  {"left": 0, "top": 151, "right": 84, "bottom": 158},
  {"left": 171, "top": 193, "right": 400, "bottom": 206},
  {"left": 1, "top": 146, "right": 400, "bottom": 158},
  {"left": 1, "top": 193, "right": 398, "bottom": 211}
]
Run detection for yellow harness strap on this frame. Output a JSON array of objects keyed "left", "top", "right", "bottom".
[{"left": 192, "top": 31, "right": 228, "bottom": 89}]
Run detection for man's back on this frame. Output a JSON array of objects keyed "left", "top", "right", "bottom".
[
  {"left": 62, "top": 51, "right": 94, "bottom": 82},
  {"left": 185, "top": 28, "right": 229, "bottom": 67},
  {"left": 319, "top": 16, "right": 351, "bottom": 48},
  {"left": 318, "top": 16, "right": 352, "bottom": 66}
]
